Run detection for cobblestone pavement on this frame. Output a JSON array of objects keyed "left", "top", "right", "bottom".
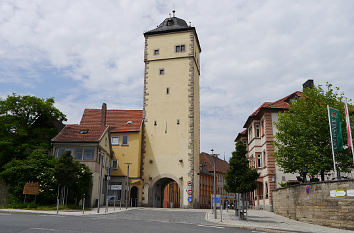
[{"left": 205, "top": 209, "right": 353, "bottom": 233}]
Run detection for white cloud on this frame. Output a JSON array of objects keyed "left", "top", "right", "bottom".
[{"left": 1, "top": 0, "right": 354, "bottom": 160}]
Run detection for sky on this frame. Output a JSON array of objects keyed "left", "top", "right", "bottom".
[{"left": 1, "top": 0, "right": 354, "bottom": 161}]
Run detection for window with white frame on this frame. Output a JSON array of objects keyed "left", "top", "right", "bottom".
[
  {"left": 75, "top": 147, "right": 95, "bottom": 160},
  {"left": 255, "top": 123, "right": 260, "bottom": 137},
  {"left": 122, "top": 135, "right": 129, "bottom": 145},
  {"left": 111, "top": 136, "right": 119, "bottom": 145},
  {"left": 257, "top": 154, "right": 262, "bottom": 168}
]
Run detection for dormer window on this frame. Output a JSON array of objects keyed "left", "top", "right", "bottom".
[
  {"left": 80, "top": 129, "right": 89, "bottom": 134},
  {"left": 167, "top": 19, "right": 174, "bottom": 26}
]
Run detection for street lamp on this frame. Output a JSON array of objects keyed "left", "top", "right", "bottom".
[
  {"left": 124, "top": 163, "right": 132, "bottom": 209},
  {"left": 211, "top": 149, "right": 217, "bottom": 219}
]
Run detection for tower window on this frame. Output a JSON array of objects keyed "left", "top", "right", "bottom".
[
  {"left": 175, "top": 44, "right": 185, "bottom": 53},
  {"left": 154, "top": 49, "right": 159, "bottom": 55},
  {"left": 177, "top": 119, "right": 180, "bottom": 125},
  {"left": 154, "top": 121, "right": 157, "bottom": 126},
  {"left": 159, "top": 69, "right": 164, "bottom": 75},
  {"left": 166, "top": 88, "right": 170, "bottom": 95}
]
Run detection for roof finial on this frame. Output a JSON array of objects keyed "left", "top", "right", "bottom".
[{"left": 172, "top": 10, "right": 175, "bottom": 17}]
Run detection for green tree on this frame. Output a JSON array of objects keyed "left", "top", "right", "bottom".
[
  {"left": 54, "top": 152, "right": 92, "bottom": 205},
  {"left": 274, "top": 84, "right": 353, "bottom": 181},
  {"left": 0, "top": 94, "right": 66, "bottom": 169},
  {"left": 224, "top": 141, "right": 259, "bottom": 219},
  {"left": 0, "top": 149, "right": 57, "bottom": 204}
]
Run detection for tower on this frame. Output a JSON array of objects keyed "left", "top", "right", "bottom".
[{"left": 141, "top": 13, "right": 201, "bottom": 208}]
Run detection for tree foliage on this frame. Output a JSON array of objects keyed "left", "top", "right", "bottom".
[
  {"left": 0, "top": 149, "right": 57, "bottom": 204},
  {"left": 0, "top": 150, "right": 92, "bottom": 205},
  {"left": 274, "top": 84, "right": 353, "bottom": 179},
  {"left": 54, "top": 152, "right": 92, "bottom": 203},
  {"left": 0, "top": 94, "right": 66, "bottom": 168},
  {"left": 224, "top": 141, "right": 259, "bottom": 194}
]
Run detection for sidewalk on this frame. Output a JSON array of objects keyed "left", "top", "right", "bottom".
[
  {"left": 0, "top": 206, "right": 131, "bottom": 216},
  {"left": 205, "top": 209, "right": 353, "bottom": 233}
]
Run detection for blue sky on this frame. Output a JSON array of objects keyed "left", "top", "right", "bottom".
[{"left": 1, "top": 0, "right": 354, "bottom": 161}]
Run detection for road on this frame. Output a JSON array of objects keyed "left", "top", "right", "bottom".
[{"left": 0, "top": 208, "right": 254, "bottom": 233}]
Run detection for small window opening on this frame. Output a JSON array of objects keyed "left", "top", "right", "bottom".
[
  {"left": 177, "top": 119, "right": 180, "bottom": 125},
  {"left": 80, "top": 129, "right": 89, "bottom": 134},
  {"left": 175, "top": 45, "right": 180, "bottom": 52},
  {"left": 154, "top": 49, "right": 159, "bottom": 55},
  {"left": 166, "top": 88, "right": 170, "bottom": 95},
  {"left": 159, "top": 69, "right": 164, "bottom": 75},
  {"left": 181, "top": 44, "right": 185, "bottom": 52},
  {"left": 127, "top": 121, "right": 132, "bottom": 124},
  {"left": 154, "top": 121, "right": 157, "bottom": 126}
]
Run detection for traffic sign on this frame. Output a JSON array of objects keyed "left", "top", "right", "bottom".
[
  {"left": 187, "top": 181, "right": 192, "bottom": 186},
  {"left": 188, "top": 196, "right": 192, "bottom": 203},
  {"left": 187, "top": 190, "right": 192, "bottom": 195}
]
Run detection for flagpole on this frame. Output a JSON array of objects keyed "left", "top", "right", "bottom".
[
  {"left": 327, "top": 105, "right": 337, "bottom": 178},
  {"left": 344, "top": 101, "right": 354, "bottom": 163}
]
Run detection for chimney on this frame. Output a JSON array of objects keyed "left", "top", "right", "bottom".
[
  {"left": 101, "top": 103, "right": 107, "bottom": 126},
  {"left": 303, "top": 79, "right": 314, "bottom": 90}
]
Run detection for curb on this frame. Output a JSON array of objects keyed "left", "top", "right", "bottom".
[
  {"left": 0, "top": 208, "right": 131, "bottom": 216},
  {"left": 204, "top": 211, "right": 301, "bottom": 233}
]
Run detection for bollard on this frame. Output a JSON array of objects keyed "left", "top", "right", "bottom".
[
  {"left": 220, "top": 205, "right": 223, "bottom": 222},
  {"left": 120, "top": 200, "right": 121, "bottom": 210},
  {"left": 114, "top": 197, "right": 116, "bottom": 212},
  {"left": 56, "top": 198, "right": 59, "bottom": 214},
  {"left": 82, "top": 197, "right": 85, "bottom": 214}
]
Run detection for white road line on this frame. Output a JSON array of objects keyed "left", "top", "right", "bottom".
[
  {"left": 0, "top": 213, "right": 11, "bottom": 215},
  {"left": 30, "top": 227, "right": 57, "bottom": 231},
  {"left": 197, "top": 224, "right": 224, "bottom": 229}
]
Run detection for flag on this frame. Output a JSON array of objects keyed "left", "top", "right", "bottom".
[
  {"left": 343, "top": 102, "right": 353, "bottom": 148},
  {"left": 328, "top": 107, "right": 343, "bottom": 152}
]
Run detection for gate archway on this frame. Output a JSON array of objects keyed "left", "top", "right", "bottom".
[{"left": 151, "top": 177, "right": 180, "bottom": 208}]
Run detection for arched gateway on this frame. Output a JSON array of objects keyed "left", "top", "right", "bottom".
[{"left": 149, "top": 176, "right": 181, "bottom": 208}]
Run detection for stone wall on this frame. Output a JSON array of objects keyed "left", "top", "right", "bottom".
[
  {"left": 272, "top": 179, "right": 354, "bottom": 230},
  {"left": 0, "top": 181, "right": 8, "bottom": 206}
]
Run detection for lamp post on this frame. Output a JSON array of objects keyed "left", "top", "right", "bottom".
[
  {"left": 125, "top": 163, "right": 131, "bottom": 209},
  {"left": 211, "top": 149, "right": 217, "bottom": 219}
]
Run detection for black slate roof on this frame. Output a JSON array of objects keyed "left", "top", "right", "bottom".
[{"left": 144, "top": 17, "right": 192, "bottom": 35}]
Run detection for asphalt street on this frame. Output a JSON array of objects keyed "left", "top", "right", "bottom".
[{"left": 0, "top": 209, "right": 255, "bottom": 233}]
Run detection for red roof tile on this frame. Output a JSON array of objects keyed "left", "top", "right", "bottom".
[
  {"left": 243, "top": 91, "right": 302, "bottom": 128},
  {"left": 80, "top": 109, "right": 143, "bottom": 132},
  {"left": 52, "top": 124, "right": 108, "bottom": 142},
  {"left": 200, "top": 152, "right": 229, "bottom": 174}
]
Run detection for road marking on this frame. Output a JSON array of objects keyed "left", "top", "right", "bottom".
[
  {"left": 30, "top": 228, "right": 57, "bottom": 231},
  {"left": 252, "top": 231, "right": 266, "bottom": 233},
  {"left": 197, "top": 224, "right": 224, "bottom": 229},
  {"left": 0, "top": 213, "right": 11, "bottom": 215}
]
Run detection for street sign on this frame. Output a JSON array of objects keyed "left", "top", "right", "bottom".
[
  {"left": 188, "top": 196, "right": 192, "bottom": 203},
  {"left": 23, "top": 182, "right": 39, "bottom": 195},
  {"left": 110, "top": 185, "right": 122, "bottom": 190},
  {"left": 187, "top": 190, "right": 192, "bottom": 195},
  {"left": 212, "top": 195, "right": 221, "bottom": 207},
  {"left": 187, "top": 181, "right": 192, "bottom": 186}
]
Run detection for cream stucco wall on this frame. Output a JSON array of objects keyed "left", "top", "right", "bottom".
[{"left": 143, "top": 30, "right": 201, "bottom": 208}]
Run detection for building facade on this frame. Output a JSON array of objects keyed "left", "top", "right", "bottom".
[
  {"left": 51, "top": 124, "right": 112, "bottom": 207},
  {"left": 236, "top": 91, "right": 301, "bottom": 210},
  {"left": 199, "top": 152, "right": 233, "bottom": 209},
  {"left": 141, "top": 14, "right": 201, "bottom": 208},
  {"left": 79, "top": 104, "right": 143, "bottom": 207}
]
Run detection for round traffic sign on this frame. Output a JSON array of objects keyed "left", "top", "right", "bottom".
[
  {"left": 187, "top": 190, "right": 192, "bottom": 195},
  {"left": 188, "top": 196, "right": 192, "bottom": 203},
  {"left": 187, "top": 181, "right": 192, "bottom": 186}
]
